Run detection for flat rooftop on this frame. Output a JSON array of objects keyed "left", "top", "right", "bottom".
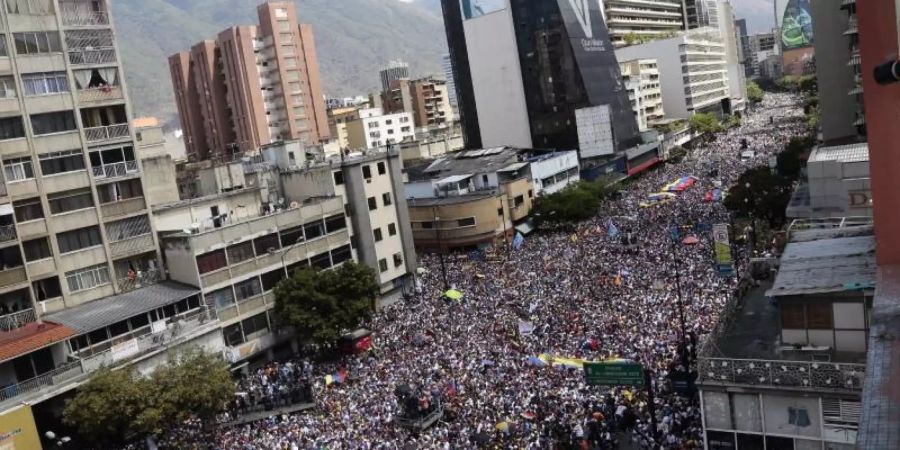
[{"left": 808, "top": 142, "right": 869, "bottom": 164}]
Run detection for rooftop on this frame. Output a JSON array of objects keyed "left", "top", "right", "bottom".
[
  {"left": 0, "top": 322, "right": 77, "bottom": 363},
  {"left": 44, "top": 282, "right": 201, "bottom": 334},
  {"left": 767, "top": 226, "right": 876, "bottom": 297},
  {"left": 406, "top": 147, "right": 525, "bottom": 182},
  {"left": 808, "top": 142, "right": 869, "bottom": 164},
  {"left": 152, "top": 186, "right": 263, "bottom": 213},
  {"left": 407, "top": 191, "right": 499, "bottom": 207}
]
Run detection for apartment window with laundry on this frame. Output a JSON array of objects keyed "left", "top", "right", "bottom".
[
  {"left": 31, "top": 111, "right": 76, "bottom": 135},
  {"left": 39, "top": 149, "right": 85, "bottom": 175},
  {"left": 48, "top": 188, "right": 94, "bottom": 214},
  {"left": 56, "top": 226, "right": 102, "bottom": 254},
  {"left": 3, "top": 156, "right": 33, "bottom": 181}
]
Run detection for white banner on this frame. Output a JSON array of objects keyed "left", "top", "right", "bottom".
[
  {"left": 518, "top": 320, "right": 535, "bottom": 336},
  {"left": 150, "top": 320, "right": 167, "bottom": 334},
  {"left": 111, "top": 338, "right": 140, "bottom": 362}
]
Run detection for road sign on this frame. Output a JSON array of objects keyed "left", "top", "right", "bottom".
[{"left": 584, "top": 361, "right": 644, "bottom": 387}]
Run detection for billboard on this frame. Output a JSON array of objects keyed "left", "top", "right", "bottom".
[
  {"left": 0, "top": 405, "right": 41, "bottom": 450},
  {"left": 576, "top": 105, "right": 614, "bottom": 159},
  {"left": 713, "top": 223, "right": 734, "bottom": 277},
  {"left": 780, "top": 0, "right": 814, "bottom": 51}
]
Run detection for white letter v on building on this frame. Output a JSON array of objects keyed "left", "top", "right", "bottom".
[{"left": 567, "top": 0, "right": 593, "bottom": 39}]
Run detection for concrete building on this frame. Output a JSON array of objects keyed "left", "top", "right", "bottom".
[
  {"left": 327, "top": 106, "right": 361, "bottom": 150},
  {"left": 616, "top": 28, "right": 732, "bottom": 119},
  {"left": 748, "top": 31, "right": 778, "bottom": 78},
  {"left": 383, "top": 76, "right": 454, "bottom": 129},
  {"left": 441, "top": 53, "right": 458, "bottom": 115},
  {"left": 684, "top": 0, "right": 718, "bottom": 29},
  {"left": 379, "top": 60, "right": 410, "bottom": 94},
  {"left": 527, "top": 151, "right": 581, "bottom": 196},
  {"left": 168, "top": 1, "right": 329, "bottom": 161},
  {"left": 812, "top": 0, "right": 866, "bottom": 143},
  {"left": 619, "top": 59, "right": 665, "bottom": 131},
  {"left": 787, "top": 143, "right": 871, "bottom": 219},
  {"left": 0, "top": 0, "right": 224, "bottom": 435},
  {"left": 716, "top": 0, "right": 748, "bottom": 112},
  {"left": 698, "top": 224, "right": 871, "bottom": 450},
  {"left": 735, "top": 18, "right": 753, "bottom": 78},
  {"left": 601, "top": 0, "right": 686, "bottom": 47},
  {"left": 345, "top": 108, "right": 415, "bottom": 150}
]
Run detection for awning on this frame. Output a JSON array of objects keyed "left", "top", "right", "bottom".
[
  {"left": 0, "top": 322, "right": 77, "bottom": 363},
  {"left": 627, "top": 157, "right": 660, "bottom": 176},
  {"left": 515, "top": 219, "right": 535, "bottom": 236},
  {"left": 499, "top": 162, "right": 528, "bottom": 172},
  {"left": 436, "top": 174, "right": 473, "bottom": 185},
  {"left": 44, "top": 282, "right": 201, "bottom": 334}
]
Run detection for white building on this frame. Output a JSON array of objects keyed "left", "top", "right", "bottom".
[
  {"left": 528, "top": 151, "right": 581, "bottom": 196},
  {"left": 787, "top": 143, "right": 871, "bottom": 219},
  {"left": 619, "top": 59, "right": 665, "bottom": 131},
  {"left": 442, "top": 53, "right": 458, "bottom": 116},
  {"left": 716, "top": 0, "right": 748, "bottom": 112},
  {"left": 345, "top": 108, "right": 415, "bottom": 150},
  {"left": 616, "top": 27, "right": 731, "bottom": 119},
  {"left": 601, "top": 0, "right": 686, "bottom": 47}
]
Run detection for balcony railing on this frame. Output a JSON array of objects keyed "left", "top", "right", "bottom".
[
  {"left": 0, "top": 267, "right": 26, "bottom": 288},
  {"left": 109, "top": 234, "right": 154, "bottom": 259},
  {"left": 116, "top": 267, "right": 161, "bottom": 293},
  {"left": 68, "top": 48, "right": 116, "bottom": 66},
  {"left": 0, "top": 308, "right": 36, "bottom": 332},
  {"left": 84, "top": 124, "right": 130, "bottom": 143},
  {"left": 77, "top": 86, "right": 123, "bottom": 104},
  {"left": 92, "top": 160, "right": 138, "bottom": 179},
  {"left": 0, "top": 360, "right": 83, "bottom": 404},
  {"left": 60, "top": 10, "right": 109, "bottom": 26},
  {"left": 0, "top": 224, "right": 15, "bottom": 243},
  {"left": 698, "top": 357, "right": 866, "bottom": 391}
]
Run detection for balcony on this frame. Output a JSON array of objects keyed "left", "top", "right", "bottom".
[
  {"left": 84, "top": 124, "right": 130, "bottom": 144},
  {"left": 698, "top": 357, "right": 866, "bottom": 393},
  {"left": 0, "top": 225, "right": 15, "bottom": 244},
  {"left": 92, "top": 160, "right": 139, "bottom": 180},
  {"left": 109, "top": 233, "right": 154, "bottom": 259},
  {"left": 0, "top": 267, "right": 26, "bottom": 288},
  {"left": 0, "top": 308, "right": 36, "bottom": 332},
  {"left": 68, "top": 48, "right": 117, "bottom": 66},
  {"left": 844, "top": 17, "right": 858, "bottom": 35},
  {"left": 100, "top": 196, "right": 146, "bottom": 218},
  {"left": 116, "top": 267, "right": 162, "bottom": 293},
  {"left": 77, "top": 86, "right": 123, "bottom": 105},
  {"left": 60, "top": 11, "right": 109, "bottom": 27}
]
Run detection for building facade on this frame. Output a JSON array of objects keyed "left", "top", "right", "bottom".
[
  {"left": 345, "top": 108, "right": 415, "bottom": 150},
  {"left": 734, "top": 18, "right": 753, "bottom": 78},
  {"left": 619, "top": 59, "right": 665, "bottom": 131},
  {"left": 383, "top": 76, "right": 454, "bottom": 129},
  {"left": 685, "top": 0, "right": 719, "bottom": 29},
  {"left": 616, "top": 28, "right": 732, "bottom": 119},
  {"left": 716, "top": 0, "right": 748, "bottom": 111},
  {"left": 379, "top": 60, "right": 410, "bottom": 94},
  {"left": 601, "top": 0, "right": 686, "bottom": 47},
  {"left": 327, "top": 106, "right": 361, "bottom": 150},
  {"left": 441, "top": 53, "right": 458, "bottom": 116},
  {"left": 168, "top": 1, "right": 329, "bottom": 161}
]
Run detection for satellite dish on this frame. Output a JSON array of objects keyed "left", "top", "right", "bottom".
[{"left": 290, "top": 201, "right": 300, "bottom": 209}]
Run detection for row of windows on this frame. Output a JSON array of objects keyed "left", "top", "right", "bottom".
[
  {"left": 418, "top": 217, "right": 476, "bottom": 229},
  {"left": 12, "top": 31, "right": 62, "bottom": 55},
  {"left": 2, "top": 145, "right": 136, "bottom": 182},
  {"left": 372, "top": 222, "right": 399, "bottom": 242},
  {"left": 0, "top": 111, "right": 77, "bottom": 141},
  {"left": 377, "top": 252, "right": 404, "bottom": 273},
  {"left": 367, "top": 192, "right": 392, "bottom": 211},
  {"left": 11, "top": 179, "right": 143, "bottom": 222},
  {"left": 196, "top": 214, "right": 347, "bottom": 275}
]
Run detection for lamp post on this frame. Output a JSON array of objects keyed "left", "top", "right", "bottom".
[{"left": 433, "top": 207, "right": 449, "bottom": 291}]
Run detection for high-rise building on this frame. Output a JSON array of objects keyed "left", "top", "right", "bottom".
[
  {"left": 169, "top": 1, "right": 330, "bottom": 162},
  {"left": 685, "top": 0, "right": 719, "bottom": 29},
  {"left": 0, "top": 0, "right": 224, "bottom": 430},
  {"left": 619, "top": 59, "right": 665, "bottom": 131},
  {"left": 748, "top": 31, "right": 778, "bottom": 78},
  {"left": 440, "top": 0, "right": 641, "bottom": 157},
  {"left": 379, "top": 60, "right": 410, "bottom": 94},
  {"left": 383, "top": 76, "right": 454, "bottom": 129},
  {"left": 812, "top": 0, "right": 865, "bottom": 143},
  {"left": 734, "top": 18, "right": 754, "bottom": 77},
  {"left": 601, "top": 0, "right": 686, "bottom": 47},
  {"left": 442, "top": 53, "right": 458, "bottom": 114},
  {"left": 616, "top": 28, "right": 732, "bottom": 119},
  {"left": 716, "top": 0, "right": 748, "bottom": 111}
]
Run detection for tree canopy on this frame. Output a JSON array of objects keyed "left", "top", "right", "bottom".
[
  {"left": 274, "top": 262, "right": 378, "bottom": 346},
  {"left": 689, "top": 112, "right": 723, "bottom": 137},
  {"left": 723, "top": 168, "right": 794, "bottom": 227},
  {"left": 63, "top": 349, "right": 233, "bottom": 445},
  {"left": 533, "top": 180, "right": 611, "bottom": 226},
  {"left": 747, "top": 81, "right": 764, "bottom": 103}
]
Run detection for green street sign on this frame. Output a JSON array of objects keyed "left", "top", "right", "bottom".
[{"left": 584, "top": 361, "right": 644, "bottom": 387}]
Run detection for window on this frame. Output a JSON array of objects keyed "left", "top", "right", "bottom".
[
  {"left": 13, "top": 198, "right": 42, "bottom": 222},
  {"left": 382, "top": 192, "right": 392, "bottom": 206},
  {"left": 48, "top": 188, "right": 94, "bottom": 214},
  {"left": 105, "top": 215, "right": 151, "bottom": 242},
  {"left": 324, "top": 214, "right": 346, "bottom": 233},
  {"left": 514, "top": 195, "right": 525, "bottom": 207},
  {"left": 368, "top": 196, "right": 377, "bottom": 211},
  {"left": 227, "top": 241, "right": 255, "bottom": 265},
  {"left": 781, "top": 303, "right": 805, "bottom": 329},
  {"left": 23, "top": 238, "right": 51, "bottom": 261},
  {"left": 31, "top": 111, "right": 76, "bottom": 135},
  {"left": 234, "top": 277, "right": 262, "bottom": 301},
  {"left": 206, "top": 287, "right": 235, "bottom": 310},
  {"left": 420, "top": 221, "right": 433, "bottom": 229},
  {"left": 482, "top": 174, "right": 489, "bottom": 185},
  {"left": 0, "top": 76, "right": 15, "bottom": 98},
  {"left": 498, "top": 208, "right": 504, "bottom": 217},
  {"left": 56, "top": 226, "right": 102, "bottom": 253},
  {"left": 310, "top": 252, "right": 331, "bottom": 269},
  {"left": 21, "top": 72, "right": 69, "bottom": 96},
  {"left": 3, "top": 156, "right": 33, "bottom": 181},
  {"left": 5, "top": 0, "right": 54, "bottom": 14},
  {"left": 98, "top": 179, "right": 143, "bottom": 203},
  {"left": 0, "top": 117, "right": 24, "bottom": 141},
  {"left": 65, "top": 264, "right": 110, "bottom": 292},
  {"left": 385, "top": 119, "right": 393, "bottom": 125},
  {"left": 223, "top": 322, "right": 244, "bottom": 346},
  {"left": 388, "top": 223, "right": 397, "bottom": 236},
  {"left": 373, "top": 228, "right": 383, "bottom": 242},
  {"left": 0, "top": 35, "right": 6, "bottom": 57},
  {"left": 393, "top": 252, "right": 403, "bottom": 268},
  {"left": 196, "top": 249, "right": 227, "bottom": 274},
  {"left": 458, "top": 217, "right": 476, "bottom": 227},
  {"left": 368, "top": 121, "right": 378, "bottom": 129},
  {"left": 378, "top": 258, "right": 388, "bottom": 273},
  {"left": 303, "top": 220, "right": 324, "bottom": 240},
  {"left": 362, "top": 165, "right": 372, "bottom": 179},
  {"left": 401, "top": 126, "right": 411, "bottom": 132},
  {"left": 12, "top": 31, "right": 61, "bottom": 55},
  {"left": 333, "top": 171, "right": 344, "bottom": 185},
  {"left": 330, "top": 245, "right": 352, "bottom": 265},
  {"left": 377, "top": 162, "right": 386, "bottom": 175},
  {"left": 33, "top": 277, "right": 61, "bottom": 301},
  {"left": 253, "top": 233, "right": 281, "bottom": 255},
  {"left": 39, "top": 149, "right": 85, "bottom": 175},
  {"left": 807, "top": 303, "right": 834, "bottom": 329},
  {"left": 241, "top": 312, "right": 270, "bottom": 338},
  {"left": 399, "top": 116, "right": 409, "bottom": 123},
  {"left": 260, "top": 269, "right": 285, "bottom": 292},
  {"left": 280, "top": 225, "right": 304, "bottom": 246}
]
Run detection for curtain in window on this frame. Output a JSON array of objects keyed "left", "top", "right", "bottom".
[
  {"left": 98, "top": 67, "right": 117, "bottom": 86},
  {"left": 73, "top": 69, "right": 91, "bottom": 89}
]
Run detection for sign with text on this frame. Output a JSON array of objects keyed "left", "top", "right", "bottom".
[
  {"left": 584, "top": 361, "right": 644, "bottom": 387},
  {"left": 111, "top": 338, "right": 140, "bottom": 362},
  {"left": 713, "top": 223, "right": 734, "bottom": 277}
]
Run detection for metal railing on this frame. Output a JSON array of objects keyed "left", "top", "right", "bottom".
[
  {"left": 0, "top": 224, "right": 15, "bottom": 243},
  {"left": 68, "top": 48, "right": 116, "bottom": 65},
  {"left": 77, "top": 85, "right": 123, "bottom": 103},
  {"left": 60, "top": 10, "right": 109, "bottom": 26},
  {"left": 84, "top": 124, "right": 129, "bottom": 143},
  {"left": 92, "top": 160, "right": 138, "bottom": 179},
  {"left": 697, "top": 357, "right": 866, "bottom": 391},
  {"left": 0, "top": 360, "right": 83, "bottom": 404},
  {"left": 0, "top": 308, "right": 35, "bottom": 332},
  {"left": 116, "top": 268, "right": 161, "bottom": 293}
]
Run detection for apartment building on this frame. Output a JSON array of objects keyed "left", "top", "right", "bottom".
[
  {"left": 748, "top": 31, "right": 778, "bottom": 78},
  {"left": 684, "top": 0, "right": 718, "bottom": 29},
  {"left": 327, "top": 106, "right": 361, "bottom": 150},
  {"left": 169, "top": 1, "right": 329, "bottom": 161},
  {"left": 379, "top": 60, "right": 409, "bottom": 94},
  {"left": 616, "top": 27, "right": 732, "bottom": 119},
  {"left": 716, "top": 0, "right": 748, "bottom": 112},
  {"left": 345, "top": 108, "right": 415, "bottom": 150},
  {"left": 619, "top": 59, "right": 665, "bottom": 131},
  {"left": 383, "top": 76, "right": 453, "bottom": 129},
  {"left": 441, "top": 53, "right": 458, "bottom": 114},
  {"left": 602, "top": 0, "right": 686, "bottom": 47},
  {"left": 0, "top": 0, "right": 225, "bottom": 435}
]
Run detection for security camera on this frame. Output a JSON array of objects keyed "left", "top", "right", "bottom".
[{"left": 874, "top": 59, "right": 900, "bottom": 85}]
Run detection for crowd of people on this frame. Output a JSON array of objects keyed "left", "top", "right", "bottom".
[{"left": 147, "top": 93, "right": 806, "bottom": 450}]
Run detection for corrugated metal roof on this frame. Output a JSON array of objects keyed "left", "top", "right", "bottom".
[
  {"left": 808, "top": 143, "right": 869, "bottom": 163},
  {"left": 44, "top": 282, "right": 200, "bottom": 334},
  {"left": 767, "top": 233, "right": 876, "bottom": 297}
]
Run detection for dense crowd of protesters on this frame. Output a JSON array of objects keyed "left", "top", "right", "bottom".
[{"left": 144, "top": 94, "right": 805, "bottom": 449}]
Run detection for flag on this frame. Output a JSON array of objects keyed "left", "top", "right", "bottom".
[
  {"left": 325, "top": 375, "right": 334, "bottom": 386},
  {"left": 571, "top": 234, "right": 578, "bottom": 243},
  {"left": 607, "top": 219, "right": 619, "bottom": 238},
  {"left": 518, "top": 320, "right": 535, "bottom": 336},
  {"left": 513, "top": 232, "right": 525, "bottom": 250}
]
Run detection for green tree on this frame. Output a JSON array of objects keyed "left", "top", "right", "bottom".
[
  {"left": 798, "top": 75, "right": 818, "bottom": 95},
  {"left": 274, "top": 262, "right": 378, "bottom": 346},
  {"left": 723, "top": 167, "right": 794, "bottom": 227},
  {"left": 533, "top": 181, "right": 609, "bottom": 226},
  {"left": 689, "top": 112, "right": 723, "bottom": 144},
  {"left": 151, "top": 349, "right": 233, "bottom": 428},
  {"left": 747, "top": 81, "right": 764, "bottom": 103},
  {"left": 668, "top": 145, "right": 689, "bottom": 163},
  {"left": 623, "top": 32, "right": 639, "bottom": 46},
  {"left": 776, "top": 135, "right": 814, "bottom": 180}
]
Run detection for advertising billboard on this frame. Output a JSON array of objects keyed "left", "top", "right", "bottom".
[
  {"left": 0, "top": 405, "right": 41, "bottom": 450},
  {"left": 780, "top": 0, "right": 814, "bottom": 51},
  {"left": 576, "top": 105, "right": 615, "bottom": 159}
]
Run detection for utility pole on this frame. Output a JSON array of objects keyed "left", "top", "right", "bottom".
[{"left": 433, "top": 207, "right": 449, "bottom": 291}]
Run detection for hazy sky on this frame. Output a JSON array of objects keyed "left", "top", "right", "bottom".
[{"left": 732, "top": 0, "right": 777, "bottom": 33}]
